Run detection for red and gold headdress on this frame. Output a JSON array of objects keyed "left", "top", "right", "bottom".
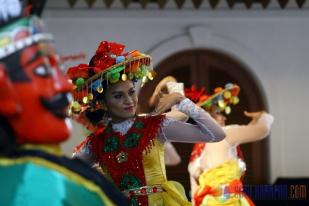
[
  {"left": 185, "top": 83, "right": 240, "bottom": 115},
  {"left": 67, "top": 41, "right": 155, "bottom": 114}
]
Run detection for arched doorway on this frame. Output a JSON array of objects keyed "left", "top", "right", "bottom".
[{"left": 139, "top": 49, "right": 269, "bottom": 194}]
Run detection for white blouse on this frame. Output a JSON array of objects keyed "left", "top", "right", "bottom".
[{"left": 73, "top": 98, "right": 225, "bottom": 165}]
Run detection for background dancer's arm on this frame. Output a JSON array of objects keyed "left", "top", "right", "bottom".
[{"left": 224, "top": 112, "right": 274, "bottom": 145}]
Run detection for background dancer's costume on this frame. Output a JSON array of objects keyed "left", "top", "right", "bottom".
[
  {"left": 69, "top": 41, "right": 226, "bottom": 206},
  {"left": 0, "top": 1, "right": 127, "bottom": 205},
  {"left": 186, "top": 84, "right": 274, "bottom": 206}
]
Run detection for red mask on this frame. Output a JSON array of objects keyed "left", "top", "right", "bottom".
[{"left": 0, "top": 42, "right": 73, "bottom": 144}]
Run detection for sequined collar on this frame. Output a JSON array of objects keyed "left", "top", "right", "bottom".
[{"left": 111, "top": 118, "right": 135, "bottom": 135}]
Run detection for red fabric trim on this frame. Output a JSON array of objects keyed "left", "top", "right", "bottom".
[
  {"left": 74, "top": 126, "right": 105, "bottom": 153},
  {"left": 90, "top": 115, "right": 165, "bottom": 206},
  {"left": 236, "top": 145, "right": 246, "bottom": 181},
  {"left": 193, "top": 185, "right": 217, "bottom": 206},
  {"left": 74, "top": 135, "right": 91, "bottom": 153},
  {"left": 189, "top": 143, "right": 206, "bottom": 163},
  {"left": 194, "top": 180, "right": 248, "bottom": 206},
  {"left": 236, "top": 145, "right": 244, "bottom": 161}
]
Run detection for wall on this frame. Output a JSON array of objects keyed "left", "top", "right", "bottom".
[{"left": 43, "top": 8, "right": 309, "bottom": 182}]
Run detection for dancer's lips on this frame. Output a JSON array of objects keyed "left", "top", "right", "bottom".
[{"left": 124, "top": 106, "right": 135, "bottom": 113}]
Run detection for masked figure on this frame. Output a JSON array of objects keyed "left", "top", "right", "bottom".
[{"left": 0, "top": 1, "right": 127, "bottom": 205}]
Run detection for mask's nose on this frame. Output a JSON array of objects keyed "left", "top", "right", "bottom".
[{"left": 52, "top": 65, "right": 73, "bottom": 94}]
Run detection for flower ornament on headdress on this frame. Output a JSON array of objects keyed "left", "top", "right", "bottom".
[
  {"left": 67, "top": 41, "right": 155, "bottom": 114},
  {"left": 184, "top": 85, "right": 208, "bottom": 104},
  {"left": 185, "top": 83, "right": 240, "bottom": 115}
]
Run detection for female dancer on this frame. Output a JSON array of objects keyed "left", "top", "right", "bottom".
[
  {"left": 68, "top": 41, "right": 225, "bottom": 206},
  {"left": 186, "top": 84, "right": 274, "bottom": 206}
]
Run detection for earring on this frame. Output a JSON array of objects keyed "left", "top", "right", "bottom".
[{"left": 101, "top": 111, "right": 110, "bottom": 126}]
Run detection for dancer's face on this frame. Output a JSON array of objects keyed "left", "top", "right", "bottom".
[
  {"left": 103, "top": 80, "right": 138, "bottom": 123},
  {"left": 208, "top": 107, "right": 226, "bottom": 126},
  {"left": 215, "top": 114, "right": 226, "bottom": 126}
]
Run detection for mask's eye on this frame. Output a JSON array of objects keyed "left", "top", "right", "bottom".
[{"left": 33, "top": 65, "right": 51, "bottom": 77}]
